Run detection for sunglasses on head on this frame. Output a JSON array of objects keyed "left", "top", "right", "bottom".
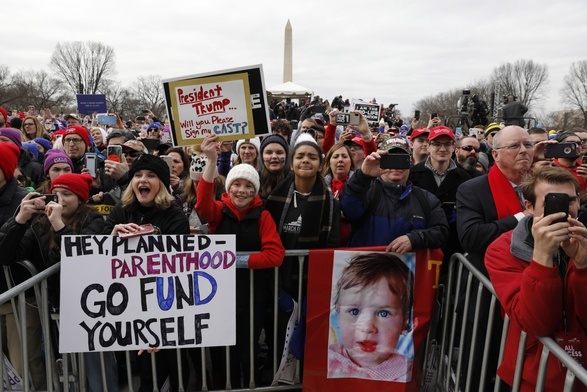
[{"left": 460, "top": 145, "right": 481, "bottom": 152}]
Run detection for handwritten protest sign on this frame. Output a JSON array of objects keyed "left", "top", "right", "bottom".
[
  {"left": 59, "top": 235, "right": 236, "bottom": 353},
  {"left": 163, "top": 65, "right": 271, "bottom": 146},
  {"left": 350, "top": 99, "right": 381, "bottom": 123}
]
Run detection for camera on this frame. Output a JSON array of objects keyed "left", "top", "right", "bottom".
[
  {"left": 544, "top": 143, "right": 578, "bottom": 159},
  {"left": 462, "top": 89, "right": 471, "bottom": 95}
]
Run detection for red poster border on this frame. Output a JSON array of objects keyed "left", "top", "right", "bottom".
[{"left": 304, "top": 247, "right": 443, "bottom": 391}]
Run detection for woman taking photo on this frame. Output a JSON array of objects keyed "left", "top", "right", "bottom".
[{"left": 0, "top": 173, "right": 106, "bottom": 391}]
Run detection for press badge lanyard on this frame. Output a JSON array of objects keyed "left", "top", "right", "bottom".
[{"left": 554, "top": 250, "right": 585, "bottom": 368}]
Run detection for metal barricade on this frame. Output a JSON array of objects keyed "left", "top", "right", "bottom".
[
  {"left": 0, "top": 251, "right": 308, "bottom": 392},
  {"left": 425, "top": 252, "right": 587, "bottom": 392}
]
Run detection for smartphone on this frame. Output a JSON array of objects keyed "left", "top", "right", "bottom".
[
  {"left": 32, "top": 194, "right": 58, "bottom": 210},
  {"left": 84, "top": 153, "right": 98, "bottom": 178},
  {"left": 141, "top": 109, "right": 149, "bottom": 114},
  {"left": 469, "top": 128, "right": 478, "bottom": 137},
  {"left": 119, "top": 224, "right": 156, "bottom": 238},
  {"left": 107, "top": 145, "right": 123, "bottom": 163},
  {"left": 582, "top": 155, "right": 587, "bottom": 165},
  {"left": 431, "top": 113, "right": 438, "bottom": 119},
  {"left": 544, "top": 143, "right": 577, "bottom": 159},
  {"left": 334, "top": 112, "right": 360, "bottom": 126},
  {"left": 544, "top": 193, "right": 569, "bottom": 224},
  {"left": 380, "top": 154, "right": 411, "bottom": 169},
  {"left": 414, "top": 110, "right": 421, "bottom": 121},
  {"left": 160, "top": 155, "right": 174, "bottom": 173},
  {"left": 97, "top": 114, "right": 117, "bottom": 125}
]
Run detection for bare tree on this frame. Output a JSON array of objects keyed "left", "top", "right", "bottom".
[
  {"left": 132, "top": 75, "right": 166, "bottom": 118},
  {"left": 0, "top": 65, "right": 17, "bottom": 107},
  {"left": 561, "top": 60, "right": 587, "bottom": 128},
  {"left": 490, "top": 59, "right": 549, "bottom": 110},
  {"left": 49, "top": 41, "right": 116, "bottom": 95},
  {"left": 11, "top": 69, "right": 72, "bottom": 111},
  {"left": 100, "top": 80, "right": 140, "bottom": 119}
]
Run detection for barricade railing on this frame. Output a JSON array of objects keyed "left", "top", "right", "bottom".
[
  {"left": 427, "top": 252, "right": 587, "bottom": 392},
  {"left": 0, "top": 251, "right": 309, "bottom": 392}
]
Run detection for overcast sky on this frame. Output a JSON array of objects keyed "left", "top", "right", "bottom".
[{"left": 4, "top": 0, "right": 586, "bottom": 118}]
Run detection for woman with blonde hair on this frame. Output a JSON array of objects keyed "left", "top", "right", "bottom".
[
  {"left": 101, "top": 153, "right": 189, "bottom": 392},
  {"left": 21, "top": 116, "right": 48, "bottom": 141},
  {"left": 103, "top": 154, "right": 189, "bottom": 236}
]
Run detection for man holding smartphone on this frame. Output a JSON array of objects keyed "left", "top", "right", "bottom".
[
  {"left": 485, "top": 166, "right": 587, "bottom": 391},
  {"left": 340, "top": 137, "right": 448, "bottom": 251},
  {"left": 551, "top": 131, "right": 587, "bottom": 195}
]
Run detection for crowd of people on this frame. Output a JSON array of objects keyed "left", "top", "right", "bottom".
[{"left": 0, "top": 98, "right": 586, "bottom": 391}]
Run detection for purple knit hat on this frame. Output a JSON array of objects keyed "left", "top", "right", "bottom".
[
  {"left": 43, "top": 149, "right": 74, "bottom": 175},
  {"left": 0, "top": 128, "right": 23, "bottom": 148}
]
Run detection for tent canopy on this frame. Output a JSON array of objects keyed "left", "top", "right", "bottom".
[{"left": 267, "top": 81, "right": 313, "bottom": 97}]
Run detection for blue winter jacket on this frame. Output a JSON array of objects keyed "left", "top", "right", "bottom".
[{"left": 340, "top": 169, "right": 449, "bottom": 248}]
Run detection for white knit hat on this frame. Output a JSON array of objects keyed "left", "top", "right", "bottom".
[
  {"left": 225, "top": 164, "right": 260, "bottom": 195},
  {"left": 236, "top": 137, "right": 261, "bottom": 155}
]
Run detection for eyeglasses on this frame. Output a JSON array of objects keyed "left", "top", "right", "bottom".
[
  {"left": 488, "top": 132, "right": 498, "bottom": 137},
  {"left": 460, "top": 145, "right": 481, "bottom": 152},
  {"left": 430, "top": 141, "right": 454, "bottom": 148},
  {"left": 23, "top": 123, "right": 35, "bottom": 127},
  {"left": 580, "top": 139, "right": 587, "bottom": 145},
  {"left": 16, "top": 175, "right": 26, "bottom": 183},
  {"left": 124, "top": 150, "right": 142, "bottom": 158},
  {"left": 63, "top": 138, "right": 85, "bottom": 145},
  {"left": 494, "top": 142, "right": 534, "bottom": 151},
  {"left": 148, "top": 129, "right": 160, "bottom": 133},
  {"left": 348, "top": 144, "right": 363, "bottom": 151}
]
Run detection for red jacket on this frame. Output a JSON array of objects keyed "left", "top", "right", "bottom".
[
  {"left": 486, "top": 229, "right": 587, "bottom": 391},
  {"left": 195, "top": 178, "right": 284, "bottom": 269}
]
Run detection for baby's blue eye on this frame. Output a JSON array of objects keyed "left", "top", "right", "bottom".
[
  {"left": 350, "top": 308, "right": 360, "bottom": 316},
  {"left": 378, "top": 310, "right": 389, "bottom": 317}
]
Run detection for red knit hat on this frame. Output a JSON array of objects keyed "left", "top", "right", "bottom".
[
  {"left": 0, "top": 107, "right": 8, "bottom": 124},
  {"left": 63, "top": 125, "right": 91, "bottom": 148},
  {"left": 51, "top": 173, "right": 93, "bottom": 202},
  {"left": 0, "top": 143, "right": 20, "bottom": 182}
]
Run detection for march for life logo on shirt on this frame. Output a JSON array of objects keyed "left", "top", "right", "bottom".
[{"left": 283, "top": 215, "right": 302, "bottom": 235}]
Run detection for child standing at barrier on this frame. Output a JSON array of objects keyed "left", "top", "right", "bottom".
[
  {"left": 197, "top": 134, "right": 285, "bottom": 388},
  {"left": 328, "top": 253, "right": 414, "bottom": 382}
]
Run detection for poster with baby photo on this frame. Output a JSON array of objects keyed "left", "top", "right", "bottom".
[{"left": 327, "top": 250, "right": 415, "bottom": 382}]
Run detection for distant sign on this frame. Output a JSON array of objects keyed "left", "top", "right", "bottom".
[
  {"left": 163, "top": 65, "right": 271, "bottom": 146},
  {"left": 350, "top": 99, "right": 381, "bottom": 123},
  {"left": 59, "top": 234, "right": 236, "bottom": 353},
  {"left": 76, "top": 94, "right": 107, "bottom": 114}
]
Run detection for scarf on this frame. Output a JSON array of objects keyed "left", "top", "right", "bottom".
[
  {"left": 487, "top": 164, "right": 523, "bottom": 219},
  {"left": 265, "top": 175, "right": 335, "bottom": 248}
]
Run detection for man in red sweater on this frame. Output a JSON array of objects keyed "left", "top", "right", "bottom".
[{"left": 485, "top": 166, "right": 587, "bottom": 391}]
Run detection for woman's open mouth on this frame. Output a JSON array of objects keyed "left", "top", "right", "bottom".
[{"left": 139, "top": 186, "right": 151, "bottom": 196}]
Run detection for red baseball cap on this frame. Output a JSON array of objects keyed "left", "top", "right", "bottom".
[
  {"left": 344, "top": 136, "right": 365, "bottom": 149},
  {"left": 410, "top": 127, "right": 430, "bottom": 141},
  {"left": 428, "top": 126, "right": 455, "bottom": 141}
]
